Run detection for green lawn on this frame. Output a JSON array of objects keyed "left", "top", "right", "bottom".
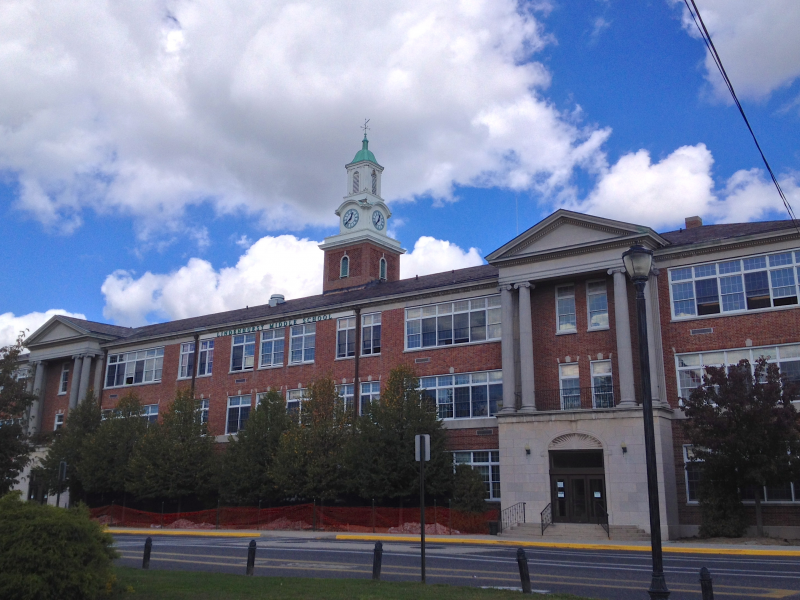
[{"left": 116, "top": 568, "right": 596, "bottom": 600}]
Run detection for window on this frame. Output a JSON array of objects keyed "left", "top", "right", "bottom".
[
  {"left": 352, "top": 171, "right": 359, "bottom": 194},
  {"left": 675, "top": 343, "right": 800, "bottom": 404},
  {"left": 454, "top": 451, "right": 500, "bottom": 500},
  {"left": 670, "top": 250, "right": 800, "bottom": 319},
  {"left": 406, "top": 295, "right": 501, "bottom": 349},
  {"left": 337, "top": 317, "right": 356, "bottom": 358},
  {"left": 683, "top": 446, "right": 701, "bottom": 502},
  {"left": 362, "top": 313, "right": 381, "bottom": 355},
  {"left": 59, "top": 364, "right": 69, "bottom": 395},
  {"left": 379, "top": 257, "right": 387, "bottom": 280},
  {"left": 337, "top": 384, "right": 354, "bottom": 414},
  {"left": 197, "top": 340, "right": 214, "bottom": 376},
  {"left": 231, "top": 334, "right": 256, "bottom": 372},
  {"left": 290, "top": 324, "right": 316, "bottom": 364},
  {"left": 420, "top": 371, "right": 503, "bottom": 420},
  {"left": 591, "top": 361, "right": 614, "bottom": 408},
  {"left": 179, "top": 342, "right": 195, "bottom": 379},
  {"left": 559, "top": 363, "right": 580, "bottom": 409},
  {"left": 142, "top": 404, "right": 159, "bottom": 424},
  {"left": 371, "top": 170, "right": 377, "bottom": 194},
  {"left": 105, "top": 348, "right": 164, "bottom": 388},
  {"left": 54, "top": 413, "right": 64, "bottom": 431},
  {"left": 556, "top": 285, "right": 577, "bottom": 332},
  {"left": 226, "top": 395, "right": 251, "bottom": 434},
  {"left": 360, "top": 381, "right": 380, "bottom": 414},
  {"left": 198, "top": 399, "right": 209, "bottom": 425},
  {"left": 587, "top": 281, "right": 609, "bottom": 330},
  {"left": 340, "top": 255, "right": 349, "bottom": 278},
  {"left": 260, "top": 328, "right": 285, "bottom": 367},
  {"left": 286, "top": 389, "right": 306, "bottom": 415}
]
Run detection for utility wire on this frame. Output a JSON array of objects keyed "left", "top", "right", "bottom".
[{"left": 683, "top": 0, "right": 799, "bottom": 231}]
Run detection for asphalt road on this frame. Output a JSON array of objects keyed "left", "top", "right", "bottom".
[{"left": 114, "top": 534, "right": 800, "bottom": 599}]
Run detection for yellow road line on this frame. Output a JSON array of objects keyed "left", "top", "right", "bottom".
[
  {"left": 108, "top": 527, "right": 253, "bottom": 537},
  {"left": 334, "top": 534, "right": 800, "bottom": 557}
]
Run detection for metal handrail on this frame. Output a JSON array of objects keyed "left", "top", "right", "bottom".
[
  {"left": 540, "top": 503, "right": 552, "bottom": 535},
  {"left": 500, "top": 502, "right": 526, "bottom": 533},
  {"left": 594, "top": 500, "right": 609, "bottom": 538}
]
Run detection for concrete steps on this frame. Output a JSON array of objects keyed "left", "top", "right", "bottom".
[{"left": 502, "top": 522, "right": 651, "bottom": 542}]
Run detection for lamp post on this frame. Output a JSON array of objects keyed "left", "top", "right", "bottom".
[{"left": 622, "top": 244, "right": 670, "bottom": 600}]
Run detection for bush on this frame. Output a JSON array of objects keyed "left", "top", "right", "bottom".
[
  {"left": 0, "top": 492, "right": 119, "bottom": 600},
  {"left": 452, "top": 464, "right": 487, "bottom": 513}
]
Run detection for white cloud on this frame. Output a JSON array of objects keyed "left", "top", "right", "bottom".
[
  {"left": 0, "top": 309, "right": 87, "bottom": 348},
  {"left": 0, "top": 0, "right": 608, "bottom": 239},
  {"left": 674, "top": 0, "right": 800, "bottom": 101},
  {"left": 101, "top": 234, "right": 482, "bottom": 325}
]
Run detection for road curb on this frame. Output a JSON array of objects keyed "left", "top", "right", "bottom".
[
  {"left": 334, "top": 534, "right": 800, "bottom": 556},
  {"left": 107, "top": 528, "right": 254, "bottom": 538}
]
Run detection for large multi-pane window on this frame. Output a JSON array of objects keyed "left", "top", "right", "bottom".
[
  {"left": 179, "top": 342, "right": 195, "bottom": 379},
  {"left": 197, "top": 340, "right": 214, "bottom": 376},
  {"left": 556, "top": 285, "right": 577, "bottom": 333},
  {"left": 286, "top": 389, "right": 307, "bottom": 415},
  {"left": 591, "top": 360, "right": 614, "bottom": 408},
  {"left": 142, "top": 404, "right": 159, "bottom": 424},
  {"left": 559, "top": 363, "right": 580, "bottom": 409},
  {"left": 106, "top": 348, "right": 164, "bottom": 388},
  {"left": 587, "top": 281, "right": 609, "bottom": 330},
  {"left": 676, "top": 343, "right": 800, "bottom": 405},
  {"left": 454, "top": 451, "right": 500, "bottom": 500},
  {"left": 226, "top": 395, "right": 251, "bottom": 434},
  {"left": 231, "top": 334, "right": 256, "bottom": 372},
  {"left": 406, "top": 296, "right": 501, "bottom": 349},
  {"left": 337, "top": 384, "right": 354, "bottom": 413},
  {"left": 670, "top": 250, "right": 800, "bottom": 319},
  {"left": 420, "top": 371, "right": 502, "bottom": 420},
  {"left": 260, "top": 328, "right": 285, "bottom": 367},
  {"left": 198, "top": 399, "right": 209, "bottom": 425},
  {"left": 59, "top": 364, "right": 69, "bottom": 394},
  {"left": 337, "top": 318, "right": 356, "bottom": 358},
  {"left": 290, "top": 324, "right": 316, "bottom": 364},
  {"left": 362, "top": 313, "right": 381, "bottom": 355},
  {"left": 360, "top": 381, "right": 380, "bottom": 414}
]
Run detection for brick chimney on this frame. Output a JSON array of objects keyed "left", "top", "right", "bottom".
[{"left": 685, "top": 216, "right": 703, "bottom": 229}]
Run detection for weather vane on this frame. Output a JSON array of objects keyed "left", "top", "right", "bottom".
[{"left": 361, "top": 118, "right": 370, "bottom": 138}]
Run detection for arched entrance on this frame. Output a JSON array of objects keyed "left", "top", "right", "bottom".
[{"left": 548, "top": 434, "right": 606, "bottom": 524}]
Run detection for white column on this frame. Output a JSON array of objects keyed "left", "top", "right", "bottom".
[
  {"left": 609, "top": 269, "right": 636, "bottom": 406},
  {"left": 93, "top": 353, "right": 105, "bottom": 398},
  {"left": 27, "top": 361, "right": 45, "bottom": 436},
  {"left": 68, "top": 355, "right": 83, "bottom": 411},
  {"left": 499, "top": 284, "right": 517, "bottom": 413},
  {"left": 515, "top": 282, "right": 536, "bottom": 412},
  {"left": 77, "top": 354, "right": 93, "bottom": 403},
  {"left": 645, "top": 271, "right": 663, "bottom": 405}
]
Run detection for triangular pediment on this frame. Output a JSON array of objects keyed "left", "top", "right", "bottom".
[
  {"left": 486, "top": 209, "right": 665, "bottom": 263},
  {"left": 25, "top": 316, "right": 89, "bottom": 347}
]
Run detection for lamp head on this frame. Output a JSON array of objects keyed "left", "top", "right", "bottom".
[{"left": 622, "top": 244, "right": 654, "bottom": 282}]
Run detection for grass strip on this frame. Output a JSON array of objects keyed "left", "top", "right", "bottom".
[{"left": 116, "top": 567, "right": 596, "bottom": 600}]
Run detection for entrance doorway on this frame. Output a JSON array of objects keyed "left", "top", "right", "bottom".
[{"left": 549, "top": 450, "right": 606, "bottom": 523}]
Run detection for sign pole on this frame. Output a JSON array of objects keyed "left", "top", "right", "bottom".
[{"left": 420, "top": 449, "right": 425, "bottom": 584}]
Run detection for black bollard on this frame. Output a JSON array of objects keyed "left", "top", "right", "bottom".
[
  {"left": 246, "top": 539, "right": 256, "bottom": 576},
  {"left": 142, "top": 537, "right": 152, "bottom": 570},
  {"left": 700, "top": 566, "right": 714, "bottom": 600},
  {"left": 372, "top": 541, "right": 383, "bottom": 581},
  {"left": 516, "top": 547, "right": 532, "bottom": 594}
]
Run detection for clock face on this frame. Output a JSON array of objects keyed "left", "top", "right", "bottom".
[
  {"left": 343, "top": 208, "right": 359, "bottom": 229},
  {"left": 372, "top": 210, "right": 385, "bottom": 231}
]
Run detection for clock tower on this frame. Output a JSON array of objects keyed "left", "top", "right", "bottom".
[{"left": 319, "top": 133, "right": 405, "bottom": 293}]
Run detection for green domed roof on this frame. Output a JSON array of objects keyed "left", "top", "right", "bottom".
[{"left": 349, "top": 135, "right": 380, "bottom": 166}]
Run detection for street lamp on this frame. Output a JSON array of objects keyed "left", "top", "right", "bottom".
[{"left": 622, "top": 244, "right": 670, "bottom": 600}]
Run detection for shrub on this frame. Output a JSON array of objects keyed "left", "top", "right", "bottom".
[
  {"left": 0, "top": 492, "right": 119, "bottom": 600},
  {"left": 452, "top": 464, "right": 488, "bottom": 513}
]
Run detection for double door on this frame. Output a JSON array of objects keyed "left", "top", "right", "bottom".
[{"left": 551, "top": 475, "right": 606, "bottom": 523}]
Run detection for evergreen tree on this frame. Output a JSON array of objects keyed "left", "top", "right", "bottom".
[
  {"left": 452, "top": 464, "right": 488, "bottom": 513},
  {"left": 219, "top": 389, "right": 293, "bottom": 504},
  {"left": 349, "top": 364, "right": 453, "bottom": 503},
  {"left": 0, "top": 334, "right": 36, "bottom": 495},
  {"left": 683, "top": 358, "right": 800, "bottom": 537}
]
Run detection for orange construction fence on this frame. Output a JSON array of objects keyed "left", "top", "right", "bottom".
[{"left": 91, "top": 503, "right": 499, "bottom": 534}]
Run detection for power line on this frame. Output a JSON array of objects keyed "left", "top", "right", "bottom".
[{"left": 682, "top": 0, "right": 799, "bottom": 231}]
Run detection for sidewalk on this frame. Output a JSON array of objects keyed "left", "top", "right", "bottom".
[{"left": 107, "top": 526, "right": 800, "bottom": 556}]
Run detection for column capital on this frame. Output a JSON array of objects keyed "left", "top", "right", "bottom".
[
  {"left": 607, "top": 267, "right": 627, "bottom": 276},
  {"left": 499, "top": 284, "right": 514, "bottom": 292},
  {"left": 513, "top": 281, "right": 534, "bottom": 290},
  {"left": 71, "top": 354, "right": 83, "bottom": 360}
]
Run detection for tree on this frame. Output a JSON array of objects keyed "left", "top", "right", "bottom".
[
  {"left": 452, "top": 464, "right": 488, "bottom": 513},
  {"left": 683, "top": 358, "right": 800, "bottom": 537},
  {"left": 0, "top": 334, "right": 37, "bottom": 495},
  {"left": 33, "top": 391, "right": 102, "bottom": 505},
  {"left": 219, "top": 389, "right": 293, "bottom": 505},
  {"left": 348, "top": 364, "right": 453, "bottom": 503},
  {"left": 127, "top": 388, "right": 216, "bottom": 506},
  {"left": 273, "top": 376, "right": 351, "bottom": 501}
]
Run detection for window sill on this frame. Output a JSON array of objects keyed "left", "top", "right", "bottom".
[
  {"left": 104, "top": 380, "right": 163, "bottom": 390},
  {"left": 228, "top": 369, "right": 254, "bottom": 375},
  {"left": 671, "top": 301, "right": 800, "bottom": 323},
  {"left": 258, "top": 364, "right": 284, "bottom": 370},
  {"left": 403, "top": 339, "right": 501, "bottom": 353},
  {"left": 57, "top": 392, "right": 67, "bottom": 396},
  {"left": 361, "top": 353, "right": 381, "bottom": 358},
  {"left": 196, "top": 373, "right": 213, "bottom": 378},
  {"left": 288, "top": 361, "right": 315, "bottom": 367},
  {"left": 335, "top": 356, "right": 355, "bottom": 361},
  {"left": 555, "top": 330, "right": 577, "bottom": 336},
  {"left": 587, "top": 326, "right": 610, "bottom": 333}
]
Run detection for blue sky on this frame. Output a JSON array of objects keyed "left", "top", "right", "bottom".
[{"left": 1, "top": 0, "right": 799, "bottom": 341}]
